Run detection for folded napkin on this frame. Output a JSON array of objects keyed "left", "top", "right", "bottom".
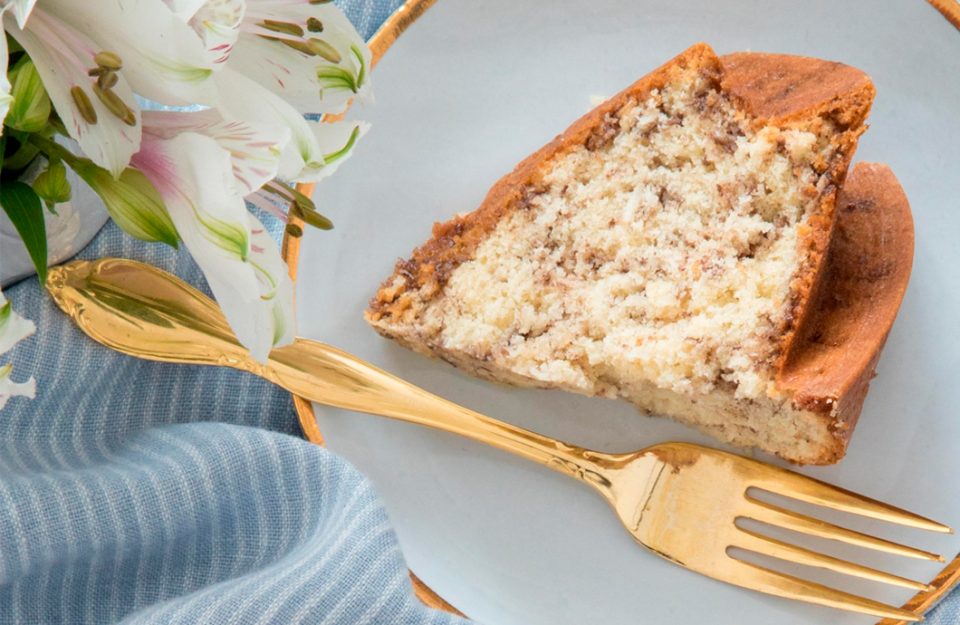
[
  {"left": 2, "top": 1, "right": 958, "bottom": 624},
  {"left": 0, "top": 421, "right": 466, "bottom": 625}
]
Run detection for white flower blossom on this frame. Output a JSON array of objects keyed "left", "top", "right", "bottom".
[
  {"left": 0, "top": 0, "right": 36, "bottom": 27},
  {"left": 131, "top": 112, "right": 294, "bottom": 360},
  {"left": 183, "top": 0, "right": 371, "bottom": 113},
  {"left": 4, "top": 0, "right": 216, "bottom": 176},
  {"left": 174, "top": 0, "right": 371, "bottom": 182},
  {"left": 0, "top": 289, "right": 36, "bottom": 409}
]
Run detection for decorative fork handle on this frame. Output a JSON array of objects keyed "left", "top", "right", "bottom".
[
  {"left": 44, "top": 258, "right": 616, "bottom": 494},
  {"left": 266, "top": 340, "right": 616, "bottom": 493}
]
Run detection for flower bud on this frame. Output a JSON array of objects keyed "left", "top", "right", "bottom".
[
  {"left": 6, "top": 59, "right": 51, "bottom": 132},
  {"left": 73, "top": 160, "right": 179, "bottom": 247},
  {"left": 32, "top": 160, "right": 72, "bottom": 207}
]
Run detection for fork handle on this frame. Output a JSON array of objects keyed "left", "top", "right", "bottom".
[{"left": 264, "top": 339, "right": 613, "bottom": 492}]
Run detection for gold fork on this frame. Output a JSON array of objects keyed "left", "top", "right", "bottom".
[{"left": 46, "top": 257, "right": 952, "bottom": 622}]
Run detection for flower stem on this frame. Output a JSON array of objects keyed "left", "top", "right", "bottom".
[{"left": 27, "top": 133, "right": 80, "bottom": 168}]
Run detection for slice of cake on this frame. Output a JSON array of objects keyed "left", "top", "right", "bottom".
[{"left": 366, "top": 43, "right": 908, "bottom": 464}]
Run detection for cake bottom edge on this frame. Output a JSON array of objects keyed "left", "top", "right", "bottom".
[{"left": 366, "top": 317, "right": 849, "bottom": 466}]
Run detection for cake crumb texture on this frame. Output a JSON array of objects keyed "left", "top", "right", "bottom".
[{"left": 422, "top": 74, "right": 831, "bottom": 401}]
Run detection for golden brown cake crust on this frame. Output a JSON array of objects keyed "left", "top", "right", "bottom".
[
  {"left": 779, "top": 162, "right": 914, "bottom": 463},
  {"left": 718, "top": 52, "right": 876, "bottom": 383}
]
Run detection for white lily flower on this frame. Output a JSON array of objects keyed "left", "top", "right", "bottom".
[
  {"left": 4, "top": 0, "right": 215, "bottom": 176},
  {"left": 38, "top": 0, "right": 217, "bottom": 106},
  {"left": 0, "top": 289, "right": 36, "bottom": 410},
  {"left": 140, "top": 109, "right": 289, "bottom": 195},
  {"left": 183, "top": 0, "right": 243, "bottom": 67},
  {"left": 0, "top": 0, "right": 37, "bottom": 28},
  {"left": 5, "top": 10, "right": 141, "bottom": 177},
  {"left": 165, "top": 0, "right": 371, "bottom": 182},
  {"left": 216, "top": 67, "right": 367, "bottom": 183},
  {"left": 245, "top": 187, "right": 289, "bottom": 222},
  {"left": 0, "top": 363, "right": 35, "bottom": 409},
  {"left": 0, "top": 290, "right": 34, "bottom": 355},
  {"left": 131, "top": 126, "right": 294, "bottom": 360},
  {"left": 295, "top": 116, "right": 369, "bottom": 182},
  {"left": 180, "top": 0, "right": 371, "bottom": 115},
  {"left": 164, "top": 0, "right": 206, "bottom": 21},
  {"left": 249, "top": 212, "right": 294, "bottom": 347}
]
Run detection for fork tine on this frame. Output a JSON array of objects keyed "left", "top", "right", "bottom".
[
  {"left": 751, "top": 465, "right": 953, "bottom": 533},
  {"left": 743, "top": 496, "right": 945, "bottom": 562},
  {"left": 733, "top": 527, "right": 932, "bottom": 591},
  {"left": 726, "top": 557, "right": 921, "bottom": 621}
]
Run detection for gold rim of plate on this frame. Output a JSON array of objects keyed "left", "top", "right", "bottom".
[{"left": 280, "top": 1, "right": 960, "bottom": 620}]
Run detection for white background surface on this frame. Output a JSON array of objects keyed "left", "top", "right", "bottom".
[{"left": 297, "top": 2, "right": 960, "bottom": 623}]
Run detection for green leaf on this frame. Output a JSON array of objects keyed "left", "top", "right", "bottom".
[{"left": 0, "top": 181, "right": 47, "bottom": 283}]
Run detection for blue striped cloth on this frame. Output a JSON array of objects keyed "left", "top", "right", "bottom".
[
  {"left": 0, "top": 2, "right": 468, "bottom": 624},
  {"left": 3, "top": 2, "right": 959, "bottom": 624}
]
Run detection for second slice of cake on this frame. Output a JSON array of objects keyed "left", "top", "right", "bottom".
[{"left": 367, "top": 43, "right": 897, "bottom": 465}]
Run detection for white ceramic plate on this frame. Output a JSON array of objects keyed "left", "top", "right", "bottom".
[{"left": 296, "top": 2, "right": 960, "bottom": 623}]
